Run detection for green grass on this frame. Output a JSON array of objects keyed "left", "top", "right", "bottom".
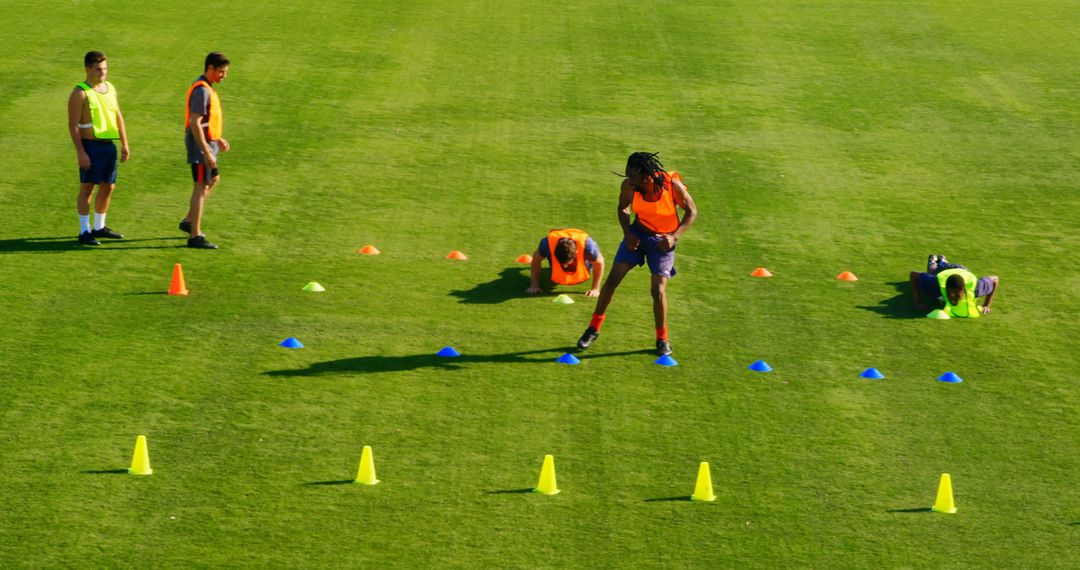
[{"left": 1, "top": 0, "right": 1078, "bottom": 567}]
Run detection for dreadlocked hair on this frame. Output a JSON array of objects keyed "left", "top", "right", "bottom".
[{"left": 626, "top": 152, "right": 666, "bottom": 190}]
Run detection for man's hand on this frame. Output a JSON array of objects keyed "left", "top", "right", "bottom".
[
  {"left": 981, "top": 305, "right": 992, "bottom": 315},
  {"left": 658, "top": 234, "right": 676, "bottom": 252},
  {"left": 204, "top": 152, "right": 218, "bottom": 170},
  {"left": 121, "top": 145, "right": 130, "bottom": 162},
  {"left": 219, "top": 138, "right": 231, "bottom": 152},
  {"left": 77, "top": 151, "right": 91, "bottom": 170},
  {"left": 584, "top": 288, "right": 600, "bottom": 297},
  {"left": 625, "top": 233, "right": 640, "bottom": 251},
  {"left": 526, "top": 286, "right": 542, "bottom": 294}
]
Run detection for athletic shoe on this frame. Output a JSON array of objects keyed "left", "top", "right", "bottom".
[
  {"left": 179, "top": 219, "right": 192, "bottom": 234},
  {"left": 187, "top": 235, "right": 218, "bottom": 249},
  {"left": 91, "top": 226, "right": 124, "bottom": 239},
  {"left": 927, "top": 254, "right": 939, "bottom": 271},
  {"left": 576, "top": 327, "right": 599, "bottom": 350},
  {"left": 938, "top": 255, "right": 949, "bottom": 265},
  {"left": 78, "top": 231, "right": 100, "bottom": 246},
  {"left": 656, "top": 339, "right": 672, "bottom": 357}
]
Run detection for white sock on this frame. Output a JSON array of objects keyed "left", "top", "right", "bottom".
[
  {"left": 79, "top": 215, "right": 91, "bottom": 234},
  {"left": 94, "top": 212, "right": 106, "bottom": 231}
]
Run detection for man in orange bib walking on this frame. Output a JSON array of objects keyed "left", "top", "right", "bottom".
[
  {"left": 179, "top": 52, "right": 231, "bottom": 249},
  {"left": 576, "top": 152, "right": 698, "bottom": 357},
  {"left": 526, "top": 228, "right": 606, "bottom": 297}
]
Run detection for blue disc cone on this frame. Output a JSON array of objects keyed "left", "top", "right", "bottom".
[
  {"left": 279, "top": 337, "right": 303, "bottom": 349},
  {"left": 748, "top": 360, "right": 772, "bottom": 372},
  {"left": 436, "top": 346, "right": 461, "bottom": 358},
  {"left": 556, "top": 353, "right": 580, "bottom": 365},
  {"left": 655, "top": 355, "right": 678, "bottom": 366},
  {"left": 860, "top": 367, "right": 885, "bottom": 379},
  {"left": 937, "top": 371, "right": 963, "bottom": 383}
]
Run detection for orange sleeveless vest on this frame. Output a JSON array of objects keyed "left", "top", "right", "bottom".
[
  {"left": 185, "top": 79, "right": 223, "bottom": 141},
  {"left": 546, "top": 228, "right": 591, "bottom": 286},
  {"left": 632, "top": 171, "right": 682, "bottom": 234}
]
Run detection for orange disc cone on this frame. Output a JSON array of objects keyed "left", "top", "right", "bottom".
[
  {"left": 836, "top": 271, "right": 858, "bottom": 281},
  {"left": 358, "top": 245, "right": 380, "bottom": 255},
  {"left": 515, "top": 254, "right": 533, "bottom": 264},
  {"left": 168, "top": 263, "right": 189, "bottom": 296},
  {"left": 750, "top": 267, "right": 773, "bottom": 277},
  {"left": 447, "top": 250, "right": 468, "bottom": 261}
]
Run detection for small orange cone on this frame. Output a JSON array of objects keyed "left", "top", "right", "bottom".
[
  {"left": 750, "top": 267, "right": 773, "bottom": 277},
  {"left": 516, "top": 254, "right": 533, "bottom": 264},
  {"left": 836, "top": 271, "right": 858, "bottom": 281},
  {"left": 358, "top": 245, "right": 380, "bottom": 255},
  {"left": 447, "top": 250, "right": 468, "bottom": 261},
  {"left": 168, "top": 263, "right": 188, "bottom": 296}
]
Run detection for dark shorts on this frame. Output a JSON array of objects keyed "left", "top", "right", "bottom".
[
  {"left": 613, "top": 224, "right": 677, "bottom": 278},
  {"left": 916, "top": 272, "right": 995, "bottom": 300},
  {"left": 191, "top": 163, "right": 220, "bottom": 183},
  {"left": 79, "top": 139, "right": 118, "bottom": 184}
]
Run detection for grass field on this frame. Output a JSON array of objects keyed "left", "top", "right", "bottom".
[{"left": 1, "top": 0, "right": 1078, "bottom": 567}]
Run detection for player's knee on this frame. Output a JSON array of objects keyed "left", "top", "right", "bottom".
[{"left": 651, "top": 282, "right": 666, "bottom": 300}]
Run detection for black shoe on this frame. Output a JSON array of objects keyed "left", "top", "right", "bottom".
[
  {"left": 656, "top": 339, "right": 672, "bottom": 357},
  {"left": 91, "top": 226, "right": 124, "bottom": 239},
  {"left": 927, "top": 254, "right": 939, "bottom": 271},
  {"left": 577, "top": 327, "right": 599, "bottom": 350},
  {"left": 179, "top": 219, "right": 191, "bottom": 234},
  {"left": 78, "top": 231, "right": 100, "bottom": 246},
  {"left": 187, "top": 235, "right": 218, "bottom": 249}
]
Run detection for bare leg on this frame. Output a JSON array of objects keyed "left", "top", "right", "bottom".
[
  {"left": 77, "top": 183, "right": 95, "bottom": 216},
  {"left": 94, "top": 183, "right": 115, "bottom": 216},
  {"left": 186, "top": 176, "right": 219, "bottom": 237},
  {"left": 650, "top": 273, "right": 669, "bottom": 329},
  {"left": 592, "top": 262, "right": 634, "bottom": 316}
]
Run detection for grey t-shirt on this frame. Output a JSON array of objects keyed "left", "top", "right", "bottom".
[{"left": 184, "top": 80, "right": 218, "bottom": 164}]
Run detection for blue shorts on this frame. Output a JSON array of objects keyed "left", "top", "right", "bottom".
[
  {"left": 79, "top": 139, "right": 118, "bottom": 184},
  {"left": 613, "top": 224, "right": 677, "bottom": 278}
]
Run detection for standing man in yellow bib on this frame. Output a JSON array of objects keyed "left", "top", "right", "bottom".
[
  {"left": 576, "top": 152, "right": 698, "bottom": 356},
  {"left": 179, "top": 52, "right": 230, "bottom": 249},
  {"left": 526, "top": 228, "right": 606, "bottom": 297},
  {"left": 67, "top": 51, "right": 130, "bottom": 246}
]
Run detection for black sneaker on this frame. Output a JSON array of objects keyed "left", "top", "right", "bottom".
[
  {"left": 187, "top": 235, "right": 218, "bottom": 249},
  {"left": 927, "top": 254, "right": 939, "bottom": 271},
  {"left": 656, "top": 339, "right": 672, "bottom": 357},
  {"left": 78, "top": 231, "right": 100, "bottom": 246},
  {"left": 179, "top": 219, "right": 192, "bottom": 234},
  {"left": 91, "top": 226, "right": 124, "bottom": 239},
  {"left": 576, "top": 327, "right": 599, "bottom": 350}
]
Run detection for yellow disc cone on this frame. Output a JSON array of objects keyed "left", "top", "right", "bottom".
[
  {"left": 354, "top": 445, "right": 380, "bottom": 485},
  {"left": 691, "top": 462, "right": 716, "bottom": 502},
  {"left": 534, "top": 454, "right": 560, "bottom": 495},
  {"left": 932, "top": 473, "right": 957, "bottom": 513},
  {"left": 128, "top": 435, "right": 153, "bottom": 475}
]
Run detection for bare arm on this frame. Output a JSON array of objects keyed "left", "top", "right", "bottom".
[
  {"left": 981, "top": 276, "right": 999, "bottom": 314},
  {"left": 618, "top": 181, "right": 638, "bottom": 250},
  {"left": 671, "top": 179, "right": 698, "bottom": 240},
  {"left": 67, "top": 89, "right": 90, "bottom": 169},
  {"left": 526, "top": 250, "right": 544, "bottom": 293},
  {"left": 189, "top": 112, "right": 217, "bottom": 169},
  {"left": 116, "top": 107, "right": 130, "bottom": 161},
  {"left": 586, "top": 254, "right": 605, "bottom": 296}
]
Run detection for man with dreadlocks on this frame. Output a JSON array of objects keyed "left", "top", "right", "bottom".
[{"left": 576, "top": 152, "right": 698, "bottom": 356}]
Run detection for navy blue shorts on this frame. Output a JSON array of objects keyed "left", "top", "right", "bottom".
[
  {"left": 613, "top": 224, "right": 677, "bottom": 278},
  {"left": 79, "top": 139, "right": 118, "bottom": 184},
  {"left": 191, "top": 163, "right": 220, "bottom": 183}
]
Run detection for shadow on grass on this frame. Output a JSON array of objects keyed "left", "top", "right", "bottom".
[
  {"left": 263, "top": 347, "right": 653, "bottom": 377},
  {"left": 485, "top": 488, "right": 537, "bottom": 495},
  {"left": 886, "top": 507, "right": 933, "bottom": 513},
  {"left": 857, "top": 281, "right": 925, "bottom": 319},
  {"left": 449, "top": 267, "right": 569, "bottom": 304},
  {"left": 80, "top": 469, "right": 129, "bottom": 475},
  {"left": 303, "top": 480, "right": 356, "bottom": 486},
  {"left": 644, "top": 496, "right": 692, "bottom": 502},
  {"left": 0, "top": 235, "right": 185, "bottom": 254}
]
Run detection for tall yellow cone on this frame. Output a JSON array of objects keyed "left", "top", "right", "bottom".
[
  {"left": 932, "top": 473, "right": 957, "bottom": 513},
  {"left": 533, "top": 454, "right": 560, "bottom": 495},
  {"left": 691, "top": 462, "right": 716, "bottom": 501},
  {"left": 128, "top": 435, "right": 153, "bottom": 475},
  {"left": 354, "top": 445, "right": 380, "bottom": 485}
]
